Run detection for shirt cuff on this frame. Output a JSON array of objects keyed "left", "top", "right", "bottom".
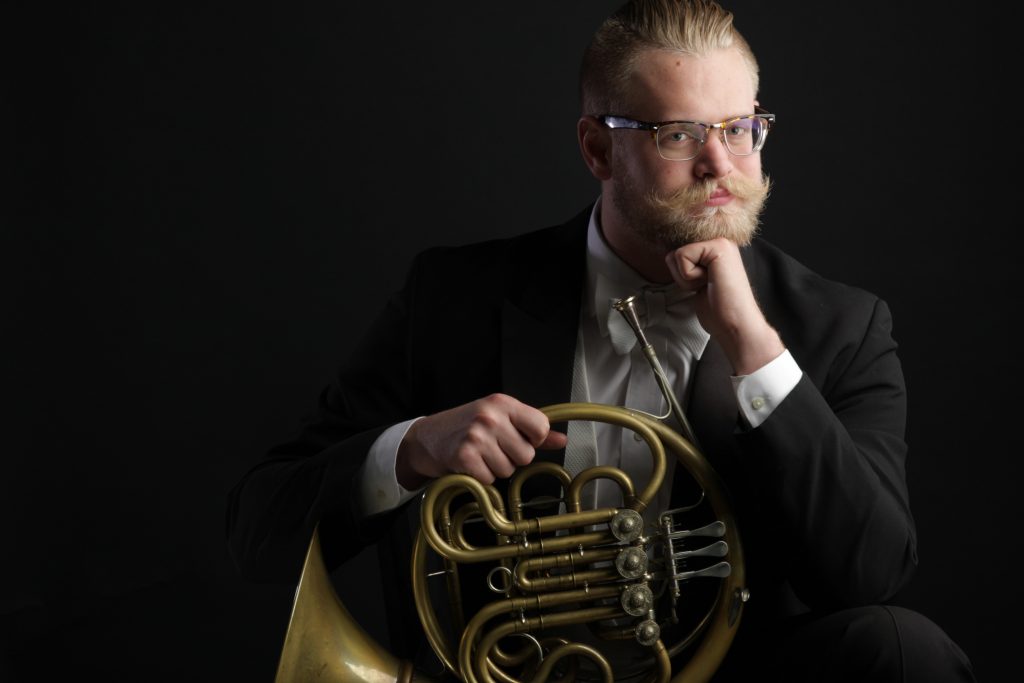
[
  {"left": 730, "top": 349, "right": 802, "bottom": 429},
  {"left": 356, "top": 417, "right": 425, "bottom": 517}
]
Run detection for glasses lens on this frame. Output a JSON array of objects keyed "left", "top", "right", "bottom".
[
  {"left": 656, "top": 123, "right": 704, "bottom": 160},
  {"left": 723, "top": 116, "right": 768, "bottom": 156}
]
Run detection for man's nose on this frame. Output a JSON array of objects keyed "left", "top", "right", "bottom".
[{"left": 691, "top": 129, "right": 733, "bottom": 179}]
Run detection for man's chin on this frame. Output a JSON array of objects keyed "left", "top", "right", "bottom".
[{"left": 649, "top": 212, "right": 758, "bottom": 250}]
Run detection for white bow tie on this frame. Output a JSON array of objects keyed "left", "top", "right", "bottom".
[{"left": 605, "top": 286, "right": 708, "bottom": 358}]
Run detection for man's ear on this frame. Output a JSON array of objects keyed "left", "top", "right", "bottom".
[{"left": 577, "top": 116, "right": 613, "bottom": 181}]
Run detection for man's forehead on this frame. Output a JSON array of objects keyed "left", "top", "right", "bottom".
[{"left": 623, "top": 47, "right": 756, "bottom": 121}]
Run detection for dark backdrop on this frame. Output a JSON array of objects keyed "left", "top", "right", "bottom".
[{"left": 7, "top": 2, "right": 1015, "bottom": 681}]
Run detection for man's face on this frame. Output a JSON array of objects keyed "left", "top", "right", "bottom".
[{"left": 606, "top": 47, "right": 769, "bottom": 251}]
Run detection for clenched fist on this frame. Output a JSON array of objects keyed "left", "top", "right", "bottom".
[
  {"left": 396, "top": 393, "right": 568, "bottom": 489},
  {"left": 665, "top": 237, "right": 785, "bottom": 375}
]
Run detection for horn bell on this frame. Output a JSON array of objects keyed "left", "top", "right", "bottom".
[{"left": 274, "top": 528, "right": 424, "bottom": 683}]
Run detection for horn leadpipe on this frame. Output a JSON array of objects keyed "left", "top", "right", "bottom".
[{"left": 612, "top": 295, "right": 703, "bottom": 451}]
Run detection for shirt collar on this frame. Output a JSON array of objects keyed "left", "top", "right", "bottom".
[{"left": 584, "top": 198, "right": 710, "bottom": 358}]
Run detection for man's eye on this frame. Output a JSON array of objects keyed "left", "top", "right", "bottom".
[{"left": 665, "top": 131, "right": 694, "bottom": 143}]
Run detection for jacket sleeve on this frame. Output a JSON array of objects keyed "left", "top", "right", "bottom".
[{"left": 737, "top": 298, "right": 916, "bottom": 610}]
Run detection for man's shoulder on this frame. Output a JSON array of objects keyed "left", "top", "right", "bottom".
[
  {"left": 746, "top": 237, "right": 880, "bottom": 308},
  {"left": 411, "top": 205, "right": 591, "bottom": 279},
  {"left": 744, "top": 237, "right": 892, "bottom": 353}
]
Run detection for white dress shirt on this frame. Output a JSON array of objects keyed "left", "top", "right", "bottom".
[{"left": 356, "top": 199, "right": 801, "bottom": 518}]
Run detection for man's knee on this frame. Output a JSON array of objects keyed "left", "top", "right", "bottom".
[
  {"left": 774, "top": 605, "right": 974, "bottom": 682},
  {"left": 884, "top": 606, "right": 975, "bottom": 682}
]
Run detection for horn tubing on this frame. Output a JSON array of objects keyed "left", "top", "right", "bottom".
[{"left": 274, "top": 402, "right": 746, "bottom": 683}]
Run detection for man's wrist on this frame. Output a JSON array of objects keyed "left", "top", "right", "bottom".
[
  {"left": 358, "top": 418, "right": 424, "bottom": 517},
  {"left": 723, "top": 322, "right": 786, "bottom": 376},
  {"left": 396, "top": 423, "right": 430, "bottom": 491}
]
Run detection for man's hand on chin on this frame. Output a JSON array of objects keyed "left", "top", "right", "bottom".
[{"left": 665, "top": 238, "right": 785, "bottom": 375}]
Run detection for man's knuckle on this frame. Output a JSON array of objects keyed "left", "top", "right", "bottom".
[
  {"left": 513, "top": 447, "right": 536, "bottom": 465},
  {"left": 473, "top": 411, "right": 499, "bottom": 430},
  {"left": 454, "top": 445, "right": 477, "bottom": 468},
  {"left": 465, "top": 423, "right": 489, "bottom": 445},
  {"left": 483, "top": 393, "right": 510, "bottom": 408}
]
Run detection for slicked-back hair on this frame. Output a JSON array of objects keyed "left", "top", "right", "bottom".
[{"left": 580, "top": 0, "right": 759, "bottom": 115}]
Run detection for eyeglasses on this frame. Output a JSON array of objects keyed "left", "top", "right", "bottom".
[{"left": 598, "top": 106, "right": 775, "bottom": 161}]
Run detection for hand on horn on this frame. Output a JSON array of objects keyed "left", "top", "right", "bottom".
[
  {"left": 665, "top": 237, "right": 785, "bottom": 376},
  {"left": 396, "top": 393, "right": 568, "bottom": 490}
]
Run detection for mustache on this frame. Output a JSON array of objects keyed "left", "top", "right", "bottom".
[{"left": 648, "top": 174, "right": 770, "bottom": 213}]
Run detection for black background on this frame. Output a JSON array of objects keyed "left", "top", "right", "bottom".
[{"left": 7, "top": 1, "right": 1016, "bottom": 681}]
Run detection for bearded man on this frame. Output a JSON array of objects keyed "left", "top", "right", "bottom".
[{"left": 227, "top": 1, "right": 975, "bottom": 680}]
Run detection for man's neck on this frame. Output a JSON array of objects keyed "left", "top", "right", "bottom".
[{"left": 598, "top": 206, "right": 673, "bottom": 285}]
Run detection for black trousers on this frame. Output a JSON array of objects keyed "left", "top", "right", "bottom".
[{"left": 715, "top": 606, "right": 975, "bottom": 682}]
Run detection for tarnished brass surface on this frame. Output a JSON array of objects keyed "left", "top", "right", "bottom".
[
  {"left": 276, "top": 403, "right": 744, "bottom": 683},
  {"left": 274, "top": 530, "right": 421, "bottom": 683},
  {"left": 413, "top": 402, "right": 745, "bottom": 683}
]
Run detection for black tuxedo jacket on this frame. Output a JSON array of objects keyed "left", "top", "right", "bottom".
[{"left": 227, "top": 204, "right": 916, "bottom": 634}]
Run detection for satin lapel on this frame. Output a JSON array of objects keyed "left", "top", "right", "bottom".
[
  {"left": 500, "top": 209, "right": 589, "bottom": 489},
  {"left": 687, "top": 338, "right": 738, "bottom": 465},
  {"left": 668, "top": 334, "right": 738, "bottom": 510},
  {"left": 501, "top": 300, "right": 578, "bottom": 411},
  {"left": 500, "top": 211, "right": 588, "bottom": 413}
]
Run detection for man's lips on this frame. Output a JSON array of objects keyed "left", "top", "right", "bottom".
[{"left": 705, "top": 188, "right": 733, "bottom": 206}]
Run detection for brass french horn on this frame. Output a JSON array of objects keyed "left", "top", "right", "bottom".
[{"left": 275, "top": 297, "right": 747, "bottom": 683}]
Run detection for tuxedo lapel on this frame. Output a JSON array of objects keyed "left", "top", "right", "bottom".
[
  {"left": 499, "top": 208, "right": 589, "bottom": 412},
  {"left": 501, "top": 300, "right": 578, "bottom": 411},
  {"left": 495, "top": 209, "right": 589, "bottom": 504},
  {"left": 668, "top": 331, "right": 742, "bottom": 511},
  {"left": 688, "top": 339, "right": 739, "bottom": 466}
]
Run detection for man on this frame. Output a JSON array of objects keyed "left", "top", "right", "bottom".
[{"left": 227, "top": 1, "right": 975, "bottom": 680}]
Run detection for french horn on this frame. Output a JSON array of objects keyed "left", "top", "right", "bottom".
[{"left": 275, "top": 297, "right": 747, "bottom": 683}]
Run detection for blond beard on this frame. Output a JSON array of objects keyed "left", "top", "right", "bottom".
[{"left": 611, "top": 171, "right": 771, "bottom": 250}]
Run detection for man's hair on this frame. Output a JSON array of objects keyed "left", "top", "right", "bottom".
[{"left": 580, "top": 0, "right": 759, "bottom": 115}]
